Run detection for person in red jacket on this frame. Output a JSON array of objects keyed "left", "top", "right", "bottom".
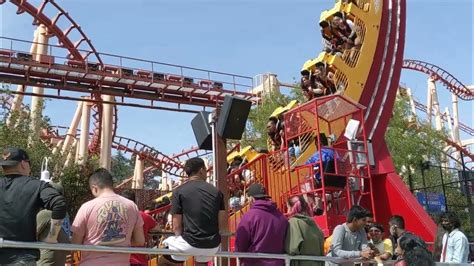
[{"left": 235, "top": 183, "right": 288, "bottom": 266}]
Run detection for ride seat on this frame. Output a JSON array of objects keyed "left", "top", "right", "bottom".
[
  {"left": 199, "top": 80, "right": 212, "bottom": 87},
  {"left": 136, "top": 70, "right": 151, "bottom": 78},
  {"left": 0, "top": 49, "right": 13, "bottom": 58}
]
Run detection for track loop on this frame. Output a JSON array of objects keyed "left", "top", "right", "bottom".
[
  {"left": 403, "top": 60, "right": 473, "bottom": 100},
  {"left": 4, "top": 0, "right": 102, "bottom": 64}
]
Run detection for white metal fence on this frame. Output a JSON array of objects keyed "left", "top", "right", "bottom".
[{"left": 0, "top": 238, "right": 472, "bottom": 266}]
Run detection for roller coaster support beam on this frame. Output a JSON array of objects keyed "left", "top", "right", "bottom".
[
  {"left": 7, "top": 29, "right": 38, "bottom": 127},
  {"left": 452, "top": 94, "right": 461, "bottom": 143},
  {"left": 64, "top": 139, "right": 77, "bottom": 168},
  {"left": 210, "top": 111, "right": 229, "bottom": 258},
  {"left": 132, "top": 155, "right": 145, "bottom": 189},
  {"left": 52, "top": 140, "right": 63, "bottom": 157},
  {"left": 428, "top": 76, "right": 442, "bottom": 131},
  {"left": 100, "top": 95, "right": 114, "bottom": 170},
  {"left": 78, "top": 98, "right": 92, "bottom": 165},
  {"left": 451, "top": 93, "right": 462, "bottom": 168},
  {"left": 61, "top": 101, "right": 82, "bottom": 156},
  {"left": 29, "top": 24, "right": 49, "bottom": 141},
  {"left": 75, "top": 138, "right": 81, "bottom": 163},
  {"left": 405, "top": 87, "right": 417, "bottom": 123}
]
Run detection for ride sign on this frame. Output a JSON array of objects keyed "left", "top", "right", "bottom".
[{"left": 415, "top": 192, "right": 446, "bottom": 214}]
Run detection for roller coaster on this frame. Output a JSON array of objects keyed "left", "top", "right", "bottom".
[{"left": 0, "top": 0, "right": 473, "bottom": 261}]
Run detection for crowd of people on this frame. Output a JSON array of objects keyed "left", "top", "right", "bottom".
[
  {"left": 320, "top": 11, "right": 361, "bottom": 57},
  {"left": 0, "top": 147, "right": 165, "bottom": 266},
  {"left": 1, "top": 147, "right": 471, "bottom": 265}
]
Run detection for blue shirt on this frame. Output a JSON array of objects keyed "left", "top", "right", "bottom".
[
  {"left": 305, "top": 148, "right": 334, "bottom": 181},
  {"left": 305, "top": 148, "right": 334, "bottom": 165},
  {"left": 441, "top": 228, "right": 469, "bottom": 263}
]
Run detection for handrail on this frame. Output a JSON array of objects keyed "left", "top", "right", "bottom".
[
  {"left": 0, "top": 36, "right": 253, "bottom": 84},
  {"left": 0, "top": 238, "right": 390, "bottom": 265}
]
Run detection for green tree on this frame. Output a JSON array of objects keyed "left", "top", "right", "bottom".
[
  {"left": 242, "top": 91, "right": 292, "bottom": 149},
  {"left": 0, "top": 108, "right": 55, "bottom": 176},
  {"left": 0, "top": 104, "right": 101, "bottom": 218},
  {"left": 385, "top": 94, "right": 448, "bottom": 182},
  {"left": 110, "top": 151, "right": 134, "bottom": 184},
  {"left": 385, "top": 94, "right": 473, "bottom": 237}
]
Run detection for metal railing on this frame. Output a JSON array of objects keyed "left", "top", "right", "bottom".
[
  {"left": 0, "top": 238, "right": 394, "bottom": 266},
  {"left": 1, "top": 238, "right": 472, "bottom": 265},
  {"left": 0, "top": 36, "right": 255, "bottom": 96}
]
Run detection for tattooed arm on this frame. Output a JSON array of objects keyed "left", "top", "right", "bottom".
[{"left": 43, "top": 218, "right": 64, "bottom": 243}]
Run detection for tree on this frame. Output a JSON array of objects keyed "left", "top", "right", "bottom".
[
  {"left": 385, "top": 94, "right": 473, "bottom": 237},
  {"left": 385, "top": 94, "right": 448, "bottom": 185},
  {"left": 0, "top": 104, "right": 98, "bottom": 218},
  {"left": 0, "top": 107, "right": 56, "bottom": 177},
  {"left": 242, "top": 91, "right": 292, "bottom": 149},
  {"left": 110, "top": 151, "right": 134, "bottom": 184}
]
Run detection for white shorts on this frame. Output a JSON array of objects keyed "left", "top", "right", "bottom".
[{"left": 163, "top": 235, "right": 219, "bottom": 263}]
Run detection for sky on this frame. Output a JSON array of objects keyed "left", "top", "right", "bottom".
[{"left": 0, "top": 0, "right": 473, "bottom": 157}]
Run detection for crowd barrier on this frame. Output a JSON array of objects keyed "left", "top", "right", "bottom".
[{"left": 1, "top": 238, "right": 473, "bottom": 265}]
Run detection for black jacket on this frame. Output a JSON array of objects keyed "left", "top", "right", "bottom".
[{"left": 0, "top": 174, "right": 67, "bottom": 263}]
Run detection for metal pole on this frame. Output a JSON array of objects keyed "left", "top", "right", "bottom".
[
  {"left": 421, "top": 165, "right": 428, "bottom": 209},
  {"left": 407, "top": 168, "right": 414, "bottom": 193},
  {"left": 438, "top": 164, "right": 448, "bottom": 212},
  {"left": 210, "top": 112, "right": 217, "bottom": 187},
  {"left": 460, "top": 152, "right": 474, "bottom": 231}
]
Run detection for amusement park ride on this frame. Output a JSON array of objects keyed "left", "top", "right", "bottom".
[{"left": 0, "top": 0, "right": 473, "bottom": 254}]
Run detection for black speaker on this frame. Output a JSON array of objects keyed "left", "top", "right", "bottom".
[
  {"left": 217, "top": 96, "right": 252, "bottom": 140},
  {"left": 191, "top": 111, "right": 212, "bottom": 150}
]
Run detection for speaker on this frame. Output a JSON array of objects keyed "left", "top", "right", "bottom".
[
  {"left": 191, "top": 111, "right": 212, "bottom": 150},
  {"left": 217, "top": 96, "right": 252, "bottom": 140}
]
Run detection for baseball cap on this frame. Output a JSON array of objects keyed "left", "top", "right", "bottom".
[
  {"left": 247, "top": 183, "right": 270, "bottom": 199},
  {"left": 0, "top": 148, "right": 30, "bottom": 166}
]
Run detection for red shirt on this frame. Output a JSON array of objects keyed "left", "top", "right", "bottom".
[{"left": 130, "top": 211, "right": 158, "bottom": 265}]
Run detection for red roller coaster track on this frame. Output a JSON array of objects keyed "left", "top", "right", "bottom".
[
  {"left": 5, "top": 0, "right": 102, "bottom": 64},
  {"left": 44, "top": 125, "right": 185, "bottom": 177},
  {"left": 413, "top": 100, "right": 474, "bottom": 136},
  {"left": 116, "top": 146, "right": 212, "bottom": 189},
  {"left": 402, "top": 59, "right": 474, "bottom": 100},
  {"left": 0, "top": 0, "right": 117, "bottom": 154},
  {"left": 401, "top": 59, "right": 474, "bottom": 162},
  {"left": 0, "top": 92, "right": 184, "bottom": 179}
]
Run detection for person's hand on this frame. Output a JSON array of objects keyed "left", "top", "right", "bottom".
[
  {"left": 360, "top": 248, "right": 374, "bottom": 259},
  {"left": 65, "top": 253, "right": 74, "bottom": 265},
  {"left": 372, "top": 247, "right": 381, "bottom": 255},
  {"left": 42, "top": 236, "right": 58, "bottom": 244}
]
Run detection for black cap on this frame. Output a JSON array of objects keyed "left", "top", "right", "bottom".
[
  {"left": 319, "top": 20, "right": 329, "bottom": 28},
  {"left": 247, "top": 183, "right": 270, "bottom": 199},
  {"left": 333, "top": 11, "right": 344, "bottom": 18},
  {"left": 0, "top": 148, "right": 30, "bottom": 166},
  {"left": 315, "top": 62, "right": 325, "bottom": 68},
  {"left": 301, "top": 69, "right": 310, "bottom": 76}
]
